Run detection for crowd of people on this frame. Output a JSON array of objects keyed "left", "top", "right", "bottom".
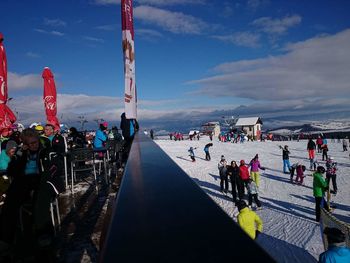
[
  {"left": 0, "top": 113, "right": 139, "bottom": 261},
  {"left": 184, "top": 132, "right": 350, "bottom": 262}
]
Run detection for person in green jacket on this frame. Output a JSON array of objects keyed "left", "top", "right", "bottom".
[
  {"left": 237, "top": 200, "right": 263, "bottom": 240},
  {"left": 313, "top": 166, "right": 329, "bottom": 222}
]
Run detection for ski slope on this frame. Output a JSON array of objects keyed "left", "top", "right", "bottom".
[{"left": 155, "top": 138, "right": 350, "bottom": 263}]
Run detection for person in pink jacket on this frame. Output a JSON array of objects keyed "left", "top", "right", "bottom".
[{"left": 249, "top": 154, "right": 264, "bottom": 187}]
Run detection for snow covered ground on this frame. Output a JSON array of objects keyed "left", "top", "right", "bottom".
[{"left": 155, "top": 138, "right": 350, "bottom": 263}]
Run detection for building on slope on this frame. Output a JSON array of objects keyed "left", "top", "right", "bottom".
[{"left": 235, "top": 117, "right": 263, "bottom": 140}]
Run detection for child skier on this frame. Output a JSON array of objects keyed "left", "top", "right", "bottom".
[
  {"left": 310, "top": 157, "right": 319, "bottom": 171},
  {"left": 326, "top": 156, "right": 337, "bottom": 195},
  {"left": 247, "top": 178, "right": 262, "bottom": 209},
  {"left": 295, "top": 164, "right": 306, "bottom": 185},
  {"left": 321, "top": 144, "right": 328, "bottom": 161},
  {"left": 237, "top": 200, "right": 263, "bottom": 240},
  {"left": 188, "top": 147, "right": 196, "bottom": 162}
]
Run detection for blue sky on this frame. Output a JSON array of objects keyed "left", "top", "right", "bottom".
[{"left": 1, "top": 0, "right": 350, "bottom": 130}]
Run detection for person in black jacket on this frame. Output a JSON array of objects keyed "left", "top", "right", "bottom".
[
  {"left": 120, "top": 112, "right": 139, "bottom": 142},
  {"left": 279, "top": 145, "right": 291, "bottom": 174},
  {"left": 227, "top": 160, "right": 243, "bottom": 205},
  {"left": 68, "top": 127, "right": 86, "bottom": 149},
  {"left": 44, "top": 124, "right": 66, "bottom": 154},
  {"left": 120, "top": 112, "right": 139, "bottom": 163},
  {"left": 307, "top": 138, "right": 316, "bottom": 160},
  {"left": 0, "top": 128, "right": 64, "bottom": 249}
]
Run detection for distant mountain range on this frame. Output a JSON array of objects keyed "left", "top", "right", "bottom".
[{"left": 139, "top": 107, "right": 350, "bottom": 136}]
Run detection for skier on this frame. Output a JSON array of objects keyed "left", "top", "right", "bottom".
[
  {"left": 321, "top": 143, "right": 328, "bottom": 161},
  {"left": 326, "top": 156, "right": 337, "bottom": 195},
  {"left": 343, "top": 137, "right": 348, "bottom": 151},
  {"left": 218, "top": 155, "right": 228, "bottom": 193},
  {"left": 310, "top": 157, "right": 319, "bottom": 171},
  {"left": 247, "top": 178, "right": 262, "bottom": 209},
  {"left": 249, "top": 154, "right": 264, "bottom": 187},
  {"left": 188, "top": 147, "right": 196, "bottom": 162},
  {"left": 279, "top": 145, "right": 291, "bottom": 174},
  {"left": 150, "top": 129, "right": 154, "bottom": 140},
  {"left": 290, "top": 162, "right": 298, "bottom": 182},
  {"left": 295, "top": 164, "right": 306, "bottom": 185},
  {"left": 237, "top": 200, "right": 263, "bottom": 240},
  {"left": 203, "top": 143, "right": 213, "bottom": 161},
  {"left": 239, "top": 160, "right": 250, "bottom": 194},
  {"left": 307, "top": 138, "right": 316, "bottom": 161},
  {"left": 313, "top": 166, "right": 329, "bottom": 222},
  {"left": 227, "top": 160, "right": 243, "bottom": 205},
  {"left": 316, "top": 136, "right": 323, "bottom": 153}
]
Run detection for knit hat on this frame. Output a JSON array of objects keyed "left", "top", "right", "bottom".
[
  {"left": 6, "top": 140, "right": 17, "bottom": 152},
  {"left": 102, "top": 122, "right": 108, "bottom": 128},
  {"left": 221, "top": 155, "right": 225, "bottom": 160}
]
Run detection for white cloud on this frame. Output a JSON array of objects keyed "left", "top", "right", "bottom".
[
  {"left": 247, "top": 0, "right": 270, "bottom": 11},
  {"left": 9, "top": 93, "right": 198, "bottom": 125},
  {"left": 94, "top": 24, "right": 118, "bottom": 31},
  {"left": 51, "top": 31, "right": 65, "bottom": 36},
  {"left": 189, "top": 29, "right": 350, "bottom": 101},
  {"left": 26, "top": 52, "right": 40, "bottom": 58},
  {"left": 93, "top": 0, "right": 204, "bottom": 5},
  {"left": 44, "top": 18, "right": 67, "bottom": 27},
  {"left": 8, "top": 72, "right": 42, "bottom": 90},
  {"left": 134, "top": 5, "right": 207, "bottom": 34},
  {"left": 93, "top": 0, "right": 120, "bottom": 5},
  {"left": 137, "top": 28, "right": 163, "bottom": 40},
  {"left": 9, "top": 93, "right": 350, "bottom": 129},
  {"left": 34, "top": 28, "right": 65, "bottom": 37},
  {"left": 137, "top": 0, "right": 205, "bottom": 6},
  {"left": 212, "top": 32, "right": 261, "bottom": 48},
  {"left": 83, "top": 36, "right": 105, "bottom": 43},
  {"left": 252, "top": 14, "right": 302, "bottom": 35}
]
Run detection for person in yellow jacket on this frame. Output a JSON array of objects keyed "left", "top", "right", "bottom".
[{"left": 237, "top": 200, "right": 263, "bottom": 240}]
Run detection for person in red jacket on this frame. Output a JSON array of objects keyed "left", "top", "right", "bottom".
[{"left": 239, "top": 160, "right": 250, "bottom": 195}]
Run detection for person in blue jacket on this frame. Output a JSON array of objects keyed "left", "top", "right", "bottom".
[
  {"left": 319, "top": 227, "right": 350, "bottom": 263},
  {"left": 93, "top": 122, "right": 108, "bottom": 149},
  {"left": 204, "top": 143, "right": 213, "bottom": 161}
]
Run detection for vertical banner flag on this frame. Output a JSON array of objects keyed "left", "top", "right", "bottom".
[
  {"left": 122, "top": 0, "right": 137, "bottom": 119},
  {"left": 42, "top": 67, "right": 60, "bottom": 131},
  {"left": 0, "top": 33, "right": 16, "bottom": 131}
]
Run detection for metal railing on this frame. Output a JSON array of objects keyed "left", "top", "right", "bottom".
[{"left": 99, "top": 132, "right": 275, "bottom": 262}]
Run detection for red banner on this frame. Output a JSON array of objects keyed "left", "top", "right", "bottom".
[
  {"left": 122, "top": 0, "right": 137, "bottom": 119},
  {"left": 42, "top": 67, "right": 60, "bottom": 131},
  {"left": 0, "top": 32, "right": 17, "bottom": 131}
]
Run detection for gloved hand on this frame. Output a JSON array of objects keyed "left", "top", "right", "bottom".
[{"left": 255, "top": 230, "right": 261, "bottom": 239}]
